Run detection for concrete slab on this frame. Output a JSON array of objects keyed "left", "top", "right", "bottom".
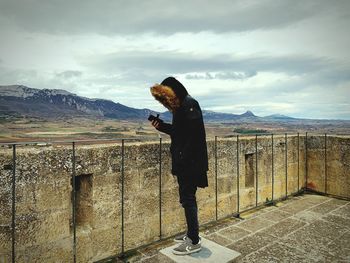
[{"left": 159, "top": 237, "right": 241, "bottom": 263}]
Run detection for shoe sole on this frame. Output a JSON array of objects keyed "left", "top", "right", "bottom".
[
  {"left": 173, "top": 237, "right": 202, "bottom": 243},
  {"left": 172, "top": 247, "right": 201, "bottom": 255}
]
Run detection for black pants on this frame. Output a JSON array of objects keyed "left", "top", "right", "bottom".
[{"left": 177, "top": 174, "right": 199, "bottom": 244}]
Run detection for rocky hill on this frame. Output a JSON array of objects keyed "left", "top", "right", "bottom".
[
  {"left": 0, "top": 85, "right": 150, "bottom": 120},
  {"left": 0, "top": 85, "right": 294, "bottom": 122}
]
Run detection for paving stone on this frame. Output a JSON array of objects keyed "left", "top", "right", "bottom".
[
  {"left": 204, "top": 233, "right": 232, "bottom": 246},
  {"left": 259, "top": 210, "right": 292, "bottom": 222},
  {"left": 236, "top": 241, "right": 317, "bottom": 263},
  {"left": 138, "top": 239, "right": 174, "bottom": 258},
  {"left": 228, "top": 231, "right": 276, "bottom": 257},
  {"left": 218, "top": 226, "right": 251, "bottom": 241},
  {"left": 280, "top": 226, "right": 333, "bottom": 262},
  {"left": 302, "top": 194, "right": 331, "bottom": 205},
  {"left": 307, "top": 219, "right": 345, "bottom": 241},
  {"left": 235, "top": 216, "right": 274, "bottom": 233},
  {"left": 201, "top": 218, "right": 241, "bottom": 235},
  {"left": 318, "top": 231, "right": 350, "bottom": 262},
  {"left": 330, "top": 230, "right": 350, "bottom": 251},
  {"left": 141, "top": 253, "right": 176, "bottom": 263},
  {"left": 279, "top": 202, "right": 312, "bottom": 214},
  {"left": 293, "top": 210, "right": 322, "bottom": 223},
  {"left": 126, "top": 195, "right": 349, "bottom": 263},
  {"left": 310, "top": 199, "right": 348, "bottom": 214},
  {"left": 327, "top": 198, "right": 349, "bottom": 206},
  {"left": 259, "top": 218, "right": 306, "bottom": 238},
  {"left": 332, "top": 203, "right": 350, "bottom": 219},
  {"left": 239, "top": 208, "right": 267, "bottom": 219},
  {"left": 322, "top": 214, "right": 350, "bottom": 229},
  {"left": 296, "top": 199, "right": 328, "bottom": 209}
]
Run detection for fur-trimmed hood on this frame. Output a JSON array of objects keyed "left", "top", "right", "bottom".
[{"left": 150, "top": 77, "right": 188, "bottom": 112}]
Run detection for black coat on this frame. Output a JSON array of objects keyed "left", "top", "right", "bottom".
[{"left": 157, "top": 95, "right": 209, "bottom": 188}]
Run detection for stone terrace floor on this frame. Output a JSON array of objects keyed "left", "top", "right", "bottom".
[{"left": 106, "top": 193, "right": 350, "bottom": 263}]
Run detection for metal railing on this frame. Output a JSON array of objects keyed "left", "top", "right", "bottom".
[{"left": 1, "top": 132, "right": 349, "bottom": 262}]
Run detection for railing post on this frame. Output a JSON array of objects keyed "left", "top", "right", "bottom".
[
  {"left": 11, "top": 144, "right": 16, "bottom": 263},
  {"left": 72, "top": 142, "right": 77, "bottom": 263},
  {"left": 271, "top": 134, "right": 274, "bottom": 201},
  {"left": 215, "top": 136, "right": 218, "bottom": 221},
  {"left": 325, "top": 133, "right": 327, "bottom": 194},
  {"left": 285, "top": 133, "right": 288, "bottom": 198},
  {"left": 255, "top": 134, "right": 258, "bottom": 207},
  {"left": 159, "top": 137, "right": 162, "bottom": 239},
  {"left": 121, "top": 139, "right": 125, "bottom": 255},
  {"left": 236, "top": 135, "right": 240, "bottom": 215},
  {"left": 297, "top": 133, "right": 300, "bottom": 192},
  {"left": 305, "top": 132, "right": 308, "bottom": 189}
]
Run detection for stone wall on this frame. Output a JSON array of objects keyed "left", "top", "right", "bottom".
[
  {"left": 0, "top": 135, "right": 348, "bottom": 262},
  {"left": 306, "top": 134, "right": 350, "bottom": 198}
]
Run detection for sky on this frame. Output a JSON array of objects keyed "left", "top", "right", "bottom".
[{"left": 0, "top": 0, "right": 349, "bottom": 120}]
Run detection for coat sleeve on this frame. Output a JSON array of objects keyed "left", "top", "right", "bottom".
[
  {"left": 180, "top": 103, "right": 202, "bottom": 164},
  {"left": 156, "top": 122, "right": 173, "bottom": 135}
]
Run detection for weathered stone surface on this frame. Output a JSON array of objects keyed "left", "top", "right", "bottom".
[
  {"left": 91, "top": 227, "right": 120, "bottom": 262},
  {"left": 16, "top": 209, "right": 70, "bottom": 247},
  {"left": 0, "top": 135, "right": 348, "bottom": 262},
  {"left": 280, "top": 226, "right": 332, "bottom": 262},
  {"left": 321, "top": 213, "right": 350, "bottom": 229},
  {"left": 332, "top": 202, "right": 350, "bottom": 218},
  {"left": 309, "top": 198, "right": 347, "bottom": 214},
  {"left": 307, "top": 219, "right": 345, "bottom": 240},
  {"left": 100, "top": 194, "right": 349, "bottom": 262},
  {"left": 228, "top": 231, "right": 275, "bottom": 257},
  {"left": 259, "top": 209, "right": 291, "bottom": 222},
  {"left": 236, "top": 216, "right": 274, "bottom": 233},
  {"left": 294, "top": 210, "right": 321, "bottom": 222},
  {"left": 237, "top": 241, "right": 317, "bottom": 263},
  {"left": 259, "top": 218, "right": 306, "bottom": 238},
  {"left": 204, "top": 232, "right": 232, "bottom": 246},
  {"left": 141, "top": 253, "right": 176, "bottom": 263},
  {"left": 218, "top": 226, "right": 251, "bottom": 241}
]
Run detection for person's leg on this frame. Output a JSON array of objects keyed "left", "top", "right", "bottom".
[{"left": 177, "top": 175, "right": 199, "bottom": 245}]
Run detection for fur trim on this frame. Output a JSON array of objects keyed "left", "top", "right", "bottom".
[{"left": 150, "top": 84, "right": 180, "bottom": 112}]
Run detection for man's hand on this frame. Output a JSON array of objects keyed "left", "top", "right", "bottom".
[{"left": 151, "top": 119, "right": 160, "bottom": 129}]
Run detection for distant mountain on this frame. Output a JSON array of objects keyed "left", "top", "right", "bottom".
[
  {"left": 157, "top": 109, "right": 258, "bottom": 122},
  {"left": 264, "top": 113, "right": 295, "bottom": 120},
  {"left": 0, "top": 85, "right": 151, "bottom": 120},
  {"left": 0, "top": 85, "right": 296, "bottom": 122}
]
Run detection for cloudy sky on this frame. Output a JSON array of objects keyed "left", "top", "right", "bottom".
[{"left": 0, "top": 0, "right": 349, "bottom": 119}]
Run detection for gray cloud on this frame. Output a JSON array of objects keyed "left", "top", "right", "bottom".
[
  {"left": 0, "top": 0, "right": 345, "bottom": 35},
  {"left": 185, "top": 71, "right": 257, "bottom": 80},
  {"left": 82, "top": 50, "right": 336, "bottom": 78},
  {"left": 55, "top": 70, "right": 82, "bottom": 79}
]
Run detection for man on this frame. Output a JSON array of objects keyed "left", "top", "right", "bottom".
[{"left": 150, "top": 76, "right": 208, "bottom": 255}]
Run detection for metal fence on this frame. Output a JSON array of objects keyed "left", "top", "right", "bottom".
[{"left": 1, "top": 132, "right": 349, "bottom": 263}]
